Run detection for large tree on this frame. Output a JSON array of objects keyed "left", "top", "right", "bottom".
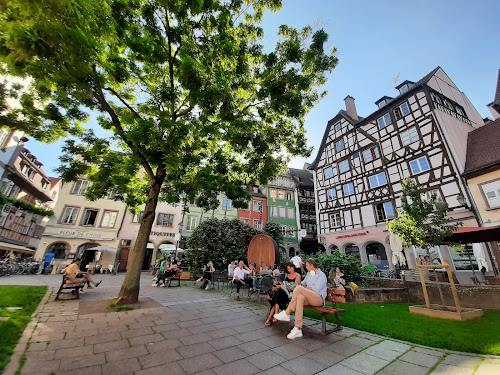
[{"left": 0, "top": 0, "right": 338, "bottom": 303}]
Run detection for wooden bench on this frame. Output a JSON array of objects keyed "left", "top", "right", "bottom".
[
  {"left": 166, "top": 270, "right": 183, "bottom": 287},
  {"left": 55, "top": 275, "right": 86, "bottom": 301},
  {"left": 304, "top": 287, "right": 346, "bottom": 335}
]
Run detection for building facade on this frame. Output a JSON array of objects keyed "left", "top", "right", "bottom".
[
  {"left": 238, "top": 185, "right": 268, "bottom": 230},
  {"left": 288, "top": 167, "right": 320, "bottom": 254},
  {"left": 36, "top": 177, "right": 127, "bottom": 272},
  {"left": 266, "top": 174, "right": 299, "bottom": 255},
  {"left": 0, "top": 138, "right": 57, "bottom": 256},
  {"left": 311, "top": 67, "right": 492, "bottom": 278}
]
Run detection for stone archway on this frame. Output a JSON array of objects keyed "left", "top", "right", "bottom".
[
  {"left": 46, "top": 242, "right": 70, "bottom": 260},
  {"left": 327, "top": 244, "right": 339, "bottom": 256}
]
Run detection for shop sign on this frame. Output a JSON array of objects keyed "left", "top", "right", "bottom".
[
  {"left": 336, "top": 232, "right": 368, "bottom": 239},
  {"left": 150, "top": 231, "right": 175, "bottom": 237}
]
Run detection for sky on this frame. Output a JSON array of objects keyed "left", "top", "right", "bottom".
[{"left": 26, "top": 0, "right": 500, "bottom": 176}]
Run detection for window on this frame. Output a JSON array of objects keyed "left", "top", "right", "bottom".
[
  {"left": 363, "top": 146, "right": 380, "bottom": 163},
  {"left": 286, "top": 192, "right": 292, "bottom": 201},
  {"left": 376, "top": 202, "right": 395, "bottom": 221},
  {"left": 401, "top": 127, "right": 419, "bottom": 146},
  {"left": 0, "top": 204, "right": 12, "bottom": 227},
  {"left": 327, "top": 188, "right": 336, "bottom": 200},
  {"left": 21, "top": 164, "right": 31, "bottom": 176},
  {"left": 336, "top": 139, "right": 345, "bottom": 152},
  {"left": 343, "top": 183, "right": 354, "bottom": 196},
  {"left": 286, "top": 227, "right": 295, "bottom": 238},
  {"left": 287, "top": 207, "right": 294, "bottom": 219},
  {"left": 132, "top": 211, "right": 144, "bottom": 223},
  {"left": 101, "top": 211, "right": 117, "bottom": 227},
  {"left": 377, "top": 100, "right": 386, "bottom": 109},
  {"left": 443, "top": 99, "right": 454, "bottom": 110},
  {"left": 222, "top": 198, "right": 232, "bottom": 210},
  {"left": 353, "top": 152, "right": 360, "bottom": 159},
  {"left": 253, "top": 220, "right": 262, "bottom": 230},
  {"left": 279, "top": 206, "right": 286, "bottom": 218},
  {"left": 108, "top": 189, "right": 117, "bottom": 199},
  {"left": 0, "top": 179, "right": 14, "bottom": 196},
  {"left": 399, "top": 84, "right": 409, "bottom": 94},
  {"left": 394, "top": 102, "right": 411, "bottom": 120},
  {"left": 456, "top": 106, "right": 465, "bottom": 116},
  {"left": 335, "top": 123, "right": 341, "bottom": 131},
  {"left": 120, "top": 239, "right": 132, "bottom": 247},
  {"left": 271, "top": 206, "right": 278, "bottom": 217},
  {"left": 410, "top": 156, "right": 430, "bottom": 174},
  {"left": 157, "top": 213, "right": 173, "bottom": 227},
  {"left": 61, "top": 206, "right": 79, "bottom": 224},
  {"left": 0, "top": 128, "right": 10, "bottom": 148},
  {"left": 330, "top": 213, "right": 341, "bottom": 228},
  {"left": 186, "top": 216, "right": 197, "bottom": 231},
  {"left": 431, "top": 92, "right": 442, "bottom": 104},
  {"left": 369, "top": 172, "right": 387, "bottom": 188},
  {"left": 338, "top": 160, "right": 350, "bottom": 173},
  {"left": 324, "top": 167, "right": 334, "bottom": 179},
  {"left": 280, "top": 225, "right": 287, "bottom": 237},
  {"left": 252, "top": 200, "right": 262, "bottom": 212},
  {"left": 270, "top": 189, "right": 277, "bottom": 199},
  {"left": 81, "top": 209, "right": 98, "bottom": 226},
  {"left": 422, "top": 189, "right": 444, "bottom": 204},
  {"left": 482, "top": 180, "right": 500, "bottom": 208},
  {"left": 278, "top": 191, "right": 284, "bottom": 200},
  {"left": 71, "top": 179, "right": 89, "bottom": 195},
  {"left": 48, "top": 242, "right": 68, "bottom": 260},
  {"left": 252, "top": 186, "right": 259, "bottom": 193},
  {"left": 377, "top": 113, "right": 392, "bottom": 129},
  {"left": 41, "top": 181, "right": 49, "bottom": 191}
]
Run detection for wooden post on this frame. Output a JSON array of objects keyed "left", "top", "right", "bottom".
[
  {"left": 444, "top": 258, "right": 462, "bottom": 313},
  {"left": 417, "top": 258, "right": 431, "bottom": 308}
]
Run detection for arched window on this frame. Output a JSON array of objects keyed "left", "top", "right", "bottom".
[
  {"left": 366, "top": 242, "right": 388, "bottom": 269},
  {"left": 47, "top": 242, "right": 68, "bottom": 259}
]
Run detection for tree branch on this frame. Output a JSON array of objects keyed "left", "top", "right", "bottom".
[
  {"left": 104, "top": 87, "right": 144, "bottom": 120},
  {"left": 236, "top": 100, "right": 270, "bottom": 117},
  {"left": 94, "top": 88, "right": 156, "bottom": 183}
]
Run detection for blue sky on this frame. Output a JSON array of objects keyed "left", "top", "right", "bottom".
[{"left": 28, "top": 0, "right": 500, "bottom": 175}]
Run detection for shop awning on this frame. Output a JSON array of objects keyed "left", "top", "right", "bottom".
[
  {"left": 0, "top": 241, "right": 36, "bottom": 254},
  {"left": 444, "top": 226, "right": 500, "bottom": 244}
]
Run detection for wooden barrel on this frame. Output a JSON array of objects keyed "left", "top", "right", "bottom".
[{"left": 247, "top": 234, "right": 280, "bottom": 272}]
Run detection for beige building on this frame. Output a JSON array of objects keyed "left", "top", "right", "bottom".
[{"left": 36, "top": 177, "right": 127, "bottom": 272}]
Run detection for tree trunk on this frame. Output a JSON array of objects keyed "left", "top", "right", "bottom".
[{"left": 117, "top": 180, "right": 163, "bottom": 304}]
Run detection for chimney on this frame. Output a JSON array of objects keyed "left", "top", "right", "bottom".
[{"left": 344, "top": 95, "right": 358, "bottom": 120}]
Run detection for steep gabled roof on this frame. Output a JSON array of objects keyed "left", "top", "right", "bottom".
[
  {"left": 463, "top": 117, "right": 500, "bottom": 177},
  {"left": 288, "top": 168, "right": 314, "bottom": 188},
  {"left": 309, "top": 66, "right": 442, "bottom": 170}
]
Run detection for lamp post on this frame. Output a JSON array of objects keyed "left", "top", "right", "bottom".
[
  {"left": 456, "top": 193, "right": 468, "bottom": 208},
  {"left": 175, "top": 221, "right": 183, "bottom": 259}
]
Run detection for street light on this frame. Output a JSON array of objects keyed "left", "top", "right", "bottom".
[
  {"left": 175, "top": 221, "right": 183, "bottom": 258},
  {"left": 456, "top": 193, "right": 468, "bottom": 208}
]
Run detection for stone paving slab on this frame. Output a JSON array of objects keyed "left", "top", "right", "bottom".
[{"left": 1, "top": 274, "right": 499, "bottom": 375}]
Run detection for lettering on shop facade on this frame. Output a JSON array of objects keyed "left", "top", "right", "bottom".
[
  {"left": 58, "top": 230, "right": 102, "bottom": 239},
  {"left": 336, "top": 232, "right": 368, "bottom": 239},
  {"left": 150, "top": 231, "right": 175, "bottom": 237}
]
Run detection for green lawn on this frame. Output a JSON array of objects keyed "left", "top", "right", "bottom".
[
  {"left": 0, "top": 286, "right": 47, "bottom": 373},
  {"left": 303, "top": 302, "right": 500, "bottom": 355}
]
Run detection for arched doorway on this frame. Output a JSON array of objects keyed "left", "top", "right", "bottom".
[
  {"left": 345, "top": 244, "right": 361, "bottom": 261},
  {"left": 142, "top": 241, "right": 155, "bottom": 270},
  {"left": 158, "top": 241, "right": 176, "bottom": 260},
  {"left": 365, "top": 242, "right": 389, "bottom": 270},
  {"left": 46, "top": 242, "right": 69, "bottom": 260},
  {"left": 77, "top": 242, "right": 100, "bottom": 271},
  {"left": 328, "top": 244, "right": 339, "bottom": 255}
]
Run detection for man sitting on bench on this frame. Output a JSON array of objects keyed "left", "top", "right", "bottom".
[
  {"left": 273, "top": 258, "right": 327, "bottom": 339},
  {"left": 62, "top": 259, "right": 102, "bottom": 290}
]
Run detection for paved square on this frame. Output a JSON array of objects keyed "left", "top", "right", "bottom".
[{"left": 1, "top": 274, "right": 499, "bottom": 375}]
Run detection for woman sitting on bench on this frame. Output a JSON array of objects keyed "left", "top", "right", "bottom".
[
  {"left": 62, "top": 259, "right": 102, "bottom": 288},
  {"left": 274, "top": 258, "right": 327, "bottom": 340}
]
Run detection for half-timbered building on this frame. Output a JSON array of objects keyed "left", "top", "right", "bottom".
[{"left": 311, "top": 67, "right": 495, "bottom": 279}]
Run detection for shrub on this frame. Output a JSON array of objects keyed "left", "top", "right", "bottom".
[{"left": 309, "top": 252, "right": 365, "bottom": 283}]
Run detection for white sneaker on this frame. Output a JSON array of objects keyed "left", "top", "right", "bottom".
[
  {"left": 152, "top": 277, "right": 158, "bottom": 281},
  {"left": 287, "top": 327, "right": 303, "bottom": 339},
  {"left": 160, "top": 284, "right": 166, "bottom": 287},
  {"left": 274, "top": 310, "right": 290, "bottom": 322},
  {"left": 205, "top": 285, "right": 210, "bottom": 290},
  {"left": 79, "top": 289, "right": 86, "bottom": 294},
  {"left": 151, "top": 283, "right": 158, "bottom": 287}
]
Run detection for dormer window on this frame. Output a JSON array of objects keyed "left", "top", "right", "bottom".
[
  {"left": 399, "top": 84, "right": 409, "bottom": 94},
  {"left": 377, "top": 100, "right": 386, "bottom": 109}
]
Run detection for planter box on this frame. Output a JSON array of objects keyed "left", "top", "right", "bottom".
[{"left": 409, "top": 304, "right": 483, "bottom": 320}]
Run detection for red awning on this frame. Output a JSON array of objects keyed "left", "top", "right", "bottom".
[{"left": 444, "top": 226, "right": 500, "bottom": 244}]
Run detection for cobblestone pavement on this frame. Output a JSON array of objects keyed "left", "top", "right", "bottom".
[{"left": 1, "top": 274, "right": 498, "bottom": 375}]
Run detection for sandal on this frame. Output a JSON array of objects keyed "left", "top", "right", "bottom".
[
  {"left": 265, "top": 320, "right": 272, "bottom": 327},
  {"left": 95, "top": 281, "right": 102, "bottom": 287},
  {"left": 272, "top": 318, "right": 278, "bottom": 323}
]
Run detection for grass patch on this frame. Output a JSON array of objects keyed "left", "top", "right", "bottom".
[
  {"left": 0, "top": 286, "right": 47, "bottom": 373},
  {"left": 303, "top": 302, "right": 500, "bottom": 355},
  {"left": 115, "top": 305, "right": 134, "bottom": 312}
]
